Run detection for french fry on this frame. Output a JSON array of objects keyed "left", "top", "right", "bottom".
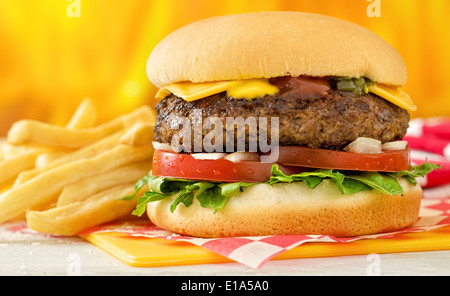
[
  {"left": 4, "top": 186, "right": 60, "bottom": 222},
  {"left": 28, "top": 194, "right": 59, "bottom": 213},
  {"left": 34, "top": 152, "right": 69, "bottom": 169},
  {"left": 7, "top": 105, "right": 155, "bottom": 148},
  {"left": 0, "top": 138, "right": 5, "bottom": 161},
  {"left": 13, "top": 131, "right": 125, "bottom": 187},
  {"left": 0, "top": 141, "right": 28, "bottom": 159},
  {"left": 0, "top": 102, "right": 157, "bottom": 235},
  {"left": 0, "top": 180, "right": 13, "bottom": 195},
  {"left": 32, "top": 98, "right": 95, "bottom": 166},
  {"left": 0, "top": 149, "right": 42, "bottom": 185},
  {"left": 66, "top": 98, "right": 97, "bottom": 130},
  {"left": 57, "top": 161, "right": 151, "bottom": 206},
  {"left": 6, "top": 213, "right": 26, "bottom": 222},
  {"left": 15, "top": 120, "right": 155, "bottom": 187},
  {"left": 26, "top": 184, "right": 143, "bottom": 236},
  {"left": 119, "top": 122, "right": 155, "bottom": 147},
  {"left": 0, "top": 144, "right": 153, "bottom": 224}
]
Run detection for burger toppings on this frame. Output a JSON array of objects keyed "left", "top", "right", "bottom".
[
  {"left": 331, "top": 76, "right": 373, "bottom": 96},
  {"left": 343, "top": 137, "right": 410, "bottom": 154},
  {"left": 382, "top": 140, "right": 408, "bottom": 150},
  {"left": 125, "top": 74, "right": 434, "bottom": 217},
  {"left": 150, "top": 149, "right": 296, "bottom": 183},
  {"left": 152, "top": 141, "right": 173, "bottom": 152},
  {"left": 191, "top": 153, "right": 228, "bottom": 160},
  {"left": 155, "top": 75, "right": 417, "bottom": 112},
  {"left": 224, "top": 152, "right": 260, "bottom": 163},
  {"left": 151, "top": 139, "right": 411, "bottom": 171},
  {"left": 333, "top": 76, "right": 416, "bottom": 112},
  {"left": 268, "top": 76, "right": 331, "bottom": 97},
  {"left": 123, "top": 161, "right": 439, "bottom": 216},
  {"left": 156, "top": 78, "right": 279, "bottom": 102},
  {"left": 154, "top": 79, "right": 410, "bottom": 152},
  {"left": 270, "top": 145, "right": 411, "bottom": 171},
  {"left": 344, "top": 137, "right": 383, "bottom": 154}
]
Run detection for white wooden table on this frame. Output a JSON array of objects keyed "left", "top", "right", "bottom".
[{"left": 1, "top": 223, "right": 450, "bottom": 276}]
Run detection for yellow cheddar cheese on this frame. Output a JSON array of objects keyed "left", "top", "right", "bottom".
[
  {"left": 156, "top": 78, "right": 417, "bottom": 112},
  {"left": 156, "top": 78, "right": 279, "bottom": 101},
  {"left": 367, "top": 84, "right": 417, "bottom": 112}
]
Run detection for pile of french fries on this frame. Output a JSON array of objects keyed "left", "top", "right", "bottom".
[{"left": 0, "top": 99, "right": 155, "bottom": 236}]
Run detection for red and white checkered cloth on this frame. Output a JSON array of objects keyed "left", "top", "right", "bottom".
[
  {"left": 406, "top": 118, "right": 450, "bottom": 197},
  {"left": 78, "top": 214, "right": 450, "bottom": 268}
]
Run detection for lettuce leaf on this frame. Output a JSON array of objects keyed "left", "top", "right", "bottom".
[
  {"left": 122, "top": 174, "right": 255, "bottom": 216},
  {"left": 346, "top": 172, "right": 404, "bottom": 196},
  {"left": 268, "top": 165, "right": 402, "bottom": 195},
  {"left": 196, "top": 186, "right": 228, "bottom": 213},
  {"left": 389, "top": 162, "right": 441, "bottom": 184},
  {"left": 122, "top": 162, "right": 440, "bottom": 215}
]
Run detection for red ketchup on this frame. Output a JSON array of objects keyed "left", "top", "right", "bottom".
[{"left": 269, "top": 76, "right": 331, "bottom": 98}]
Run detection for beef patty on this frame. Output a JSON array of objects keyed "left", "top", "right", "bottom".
[{"left": 154, "top": 79, "right": 410, "bottom": 152}]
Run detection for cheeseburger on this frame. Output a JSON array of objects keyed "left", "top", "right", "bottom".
[{"left": 124, "top": 11, "right": 438, "bottom": 238}]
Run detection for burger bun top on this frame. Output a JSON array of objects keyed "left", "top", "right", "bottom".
[{"left": 147, "top": 11, "right": 407, "bottom": 88}]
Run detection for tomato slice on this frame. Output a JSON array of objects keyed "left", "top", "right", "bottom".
[
  {"left": 152, "top": 145, "right": 411, "bottom": 183},
  {"left": 268, "top": 146, "right": 411, "bottom": 172},
  {"left": 152, "top": 150, "right": 307, "bottom": 183}
]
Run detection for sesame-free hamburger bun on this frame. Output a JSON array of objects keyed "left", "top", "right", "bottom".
[
  {"left": 147, "top": 11, "right": 407, "bottom": 88},
  {"left": 147, "top": 179, "right": 422, "bottom": 238}
]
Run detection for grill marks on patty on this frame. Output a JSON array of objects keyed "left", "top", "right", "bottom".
[{"left": 154, "top": 89, "right": 410, "bottom": 152}]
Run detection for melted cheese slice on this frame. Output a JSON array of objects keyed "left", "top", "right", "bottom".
[
  {"left": 367, "top": 84, "right": 417, "bottom": 112},
  {"left": 156, "top": 78, "right": 417, "bottom": 112},
  {"left": 156, "top": 78, "right": 279, "bottom": 101}
]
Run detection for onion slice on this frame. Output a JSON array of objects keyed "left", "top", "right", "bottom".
[
  {"left": 344, "top": 137, "right": 382, "bottom": 154},
  {"left": 224, "top": 152, "right": 260, "bottom": 163},
  {"left": 191, "top": 153, "right": 228, "bottom": 160},
  {"left": 382, "top": 141, "right": 408, "bottom": 151},
  {"left": 152, "top": 141, "right": 174, "bottom": 152}
]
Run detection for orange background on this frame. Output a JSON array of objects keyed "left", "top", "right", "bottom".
[{"left": 0, "top": 0, "right": 449, "bottom": 136}]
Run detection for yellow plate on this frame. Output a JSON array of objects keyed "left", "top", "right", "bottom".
[{"left": 81, "top": 224, "right": 450, "bottom": 267}]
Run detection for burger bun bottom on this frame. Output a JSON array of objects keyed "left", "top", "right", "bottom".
[{"left": 146, "top": 179, "right": 422, "bottom": 238}]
